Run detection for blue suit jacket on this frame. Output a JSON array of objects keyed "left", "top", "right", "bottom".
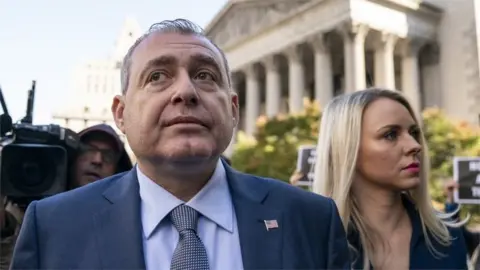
[{"left": 10, "top": 163, "right": 350, "bottom": 269}]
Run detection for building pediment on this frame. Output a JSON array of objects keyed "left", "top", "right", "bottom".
[
  {"left": 205, "top": 0, "right": 313, "bottom": 49},
  {"left": 384, "top": 0, "right": 442, "bottom": 18}
]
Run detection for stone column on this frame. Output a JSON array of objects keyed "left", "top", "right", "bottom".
[
  {"left": 286, "top": 45, "right": 305, "bottom": 113},
  {"left": 401, "top": 38, "right": 424, "bottom": 116},
  {"left": 339, "top": 22, "right": 369, "bottom": 92},
  {"left": 263, "top": 55, "right": 282, "bottom": 117},
  {"left": 374, "top": 33, "right": 398, "bottom": 89},
  {"left": 245, "top": 65, "right": 261, "bottom": 136},
  {"left": 308, "top": 33, "right": 333, "bottom": 108}
]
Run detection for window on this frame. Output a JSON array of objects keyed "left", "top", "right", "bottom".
[
  {"left": 84, "top": 106, "right": 90, "bottom": 114},
  {"left": 86, "top": 75, "right": 92, "bottom": 93}
]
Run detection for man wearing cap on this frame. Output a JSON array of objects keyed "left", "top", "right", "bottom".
[
  {"left": 0, "top": 123, "right": 132, "bottom": 270},
  {"left": 70, "top": 124, "right": 133, "bottom": 188}
]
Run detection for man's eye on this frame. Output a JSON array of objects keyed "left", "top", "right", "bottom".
[
  {"left": 194, "top": 71, "right": 214, "bottom": 81},
  {"left": 147, "top": 71, "right": 167, "bottom": 82}
]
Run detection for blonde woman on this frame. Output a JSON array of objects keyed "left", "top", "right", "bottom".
[{"left": 313, "top": 88, "right": 467, "bottom": 270}]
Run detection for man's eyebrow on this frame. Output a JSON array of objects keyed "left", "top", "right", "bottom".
[
  {"left": 138, "top": 55, "right": 177, "bottom": 82},
  {"left": 190, "top": 53, "right": 222, "bottom": 74}
]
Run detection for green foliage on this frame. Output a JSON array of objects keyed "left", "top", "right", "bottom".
[
  {"left": 422, "top": 108, "right": 480, "bottom": 224},
  {"left": 231, "top": 99, "right": 320, "bottom": 182},
  {"left": 231, "top": 101, "right": 480, "bottom": 224}
]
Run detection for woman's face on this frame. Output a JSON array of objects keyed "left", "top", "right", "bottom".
[{"left": 355, "top": 97, "right": 422, "bottom": 192}]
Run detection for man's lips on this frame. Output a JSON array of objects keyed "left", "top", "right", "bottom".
[
  {"left": 164, "top": 116, "right": 209, "bottom": 128},
  {"left": 84, "top": 171, "right": 101, "bottom": 179}
]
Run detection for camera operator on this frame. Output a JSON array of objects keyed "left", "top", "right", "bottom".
[
  {"left": 0, "top": 123, "right": 132, "bottom": 269},
  {"left": 69, "top": 124, "right": 133, "bottom": 189}
]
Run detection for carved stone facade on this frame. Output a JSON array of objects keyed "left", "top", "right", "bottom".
[
  {"left": 205, "top": 0, "right": 480, "bottom": 156},
  {"left": 206, "top": 0, "right": 312, "bottom": 48}
]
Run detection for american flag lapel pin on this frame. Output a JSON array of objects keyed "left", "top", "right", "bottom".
[{"left": 264, "top": 219, "right": 279, "bottom": 231}]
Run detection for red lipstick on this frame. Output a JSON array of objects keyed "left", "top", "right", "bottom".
[{"left": 403, "top": 162, "right": 420, "bottom": 173}]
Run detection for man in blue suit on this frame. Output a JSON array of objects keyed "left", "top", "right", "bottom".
[{"left": 10, "top": 19, "right": 350, "bottom": 270}]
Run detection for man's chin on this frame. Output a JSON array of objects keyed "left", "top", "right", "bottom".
[
  {"left": 78, "top": 175, "right": 101, "bottom": 187},
  {"left": 161, "top": 139, "right": 216, "bottom": 158},
  {"left": 163, "top": 153, "right": 213, "bottom": 164},
  {"left": 154, "top": 148, "right": 216, "bottom": 167}
]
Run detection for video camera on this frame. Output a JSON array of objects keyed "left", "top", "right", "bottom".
[{"left": 0, "top": 81, "right": 80, "bottom": 208}]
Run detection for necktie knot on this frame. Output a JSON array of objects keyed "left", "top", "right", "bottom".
[{"left": 169, "top": 204, "right": 199, "bottom": 233}]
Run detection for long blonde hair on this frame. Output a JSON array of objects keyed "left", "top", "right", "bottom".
[
  {"left": 469, "top": 245, "right": 479, "bottom": 270},
  {"left": 313, "top": 88, "right": 457, "bottom": 269}
]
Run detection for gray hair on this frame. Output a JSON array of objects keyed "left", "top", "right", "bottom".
[{"left": 120, "top": 18, "right": 231, "bottom": 94}]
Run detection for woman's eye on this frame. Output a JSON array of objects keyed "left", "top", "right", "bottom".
[
  {"left": 195, "top": 71, "right": 214, "bottom": 81},
  {"left": 383, "top": 130, "right": 398, "bottom": 141},
  {"left": 410, "top": 128, "right": 421, "bottom": 141}
]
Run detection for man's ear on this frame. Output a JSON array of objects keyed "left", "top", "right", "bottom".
[
  {"left": 230, "top": 92, "right": 240, "bottom": 127},
  {"left": 111, "top": 95, "right": 126, "bottom": 134}
]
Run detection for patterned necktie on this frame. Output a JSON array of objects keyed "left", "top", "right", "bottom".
[{"left": 170, "top": 204, "right": 210, "bottom": 270}]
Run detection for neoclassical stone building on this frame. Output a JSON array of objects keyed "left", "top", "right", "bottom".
[{"left": 205, "top": 0, "right": 480, "bottom": 156}]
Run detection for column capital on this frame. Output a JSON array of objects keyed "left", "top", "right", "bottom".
[
  {"left": 262, "top": 55, "right": 280, "bottom": 72},
  {"left": 336, "top": 21, "right": 370, "bottom": 42},
  {"left": 306, "top": 33, "right": 330, "bottom": 53},
  {"left": 285, "top": 45, "right": 303, "bottom": 63},
  {"left": 374, "top": 32, "right": 398, "bottom": 50},
  {"left": 243, "top": 63, "right": 259, "bottom": 78},
  {"left": 401, "top": 38, "right": 427, "bottom": 57}
]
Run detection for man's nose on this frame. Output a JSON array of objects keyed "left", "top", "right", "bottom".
[
  {"left": 90, "top": 151, "right": 104, "bottom": 165},
  {"left": 170, "top": 72, "right": 199, "bottom": 106}
]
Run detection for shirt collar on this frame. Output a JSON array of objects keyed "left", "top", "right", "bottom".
[{"left": 137, "top": 159, "right": 234, "bottom": 239}]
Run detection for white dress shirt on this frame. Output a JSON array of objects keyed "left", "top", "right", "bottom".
[{"left": 137, "top": 160, "right": 244, "bottom": 270}]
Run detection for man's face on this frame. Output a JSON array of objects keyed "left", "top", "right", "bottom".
[
  {"left": 72, "top": 132, "right": 119, "bottom": 187},
  {"left": 112, "top": 32, "right": 239, "bottom": 164}
]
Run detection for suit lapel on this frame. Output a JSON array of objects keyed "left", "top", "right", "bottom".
[
  {"left": 225, "top": 163, "right": 283, "bottom": 270},
  {"left": 93, "top": 169, "right": 146, "bottom": 269}
]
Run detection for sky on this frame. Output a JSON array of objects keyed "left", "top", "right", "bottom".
[{"left": 0, "top": 0, "right": 228, "bottom": 125}]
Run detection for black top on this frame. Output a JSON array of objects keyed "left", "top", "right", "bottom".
[{"left": 348, "top": 196, "right": 468, "bottom": 269}]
